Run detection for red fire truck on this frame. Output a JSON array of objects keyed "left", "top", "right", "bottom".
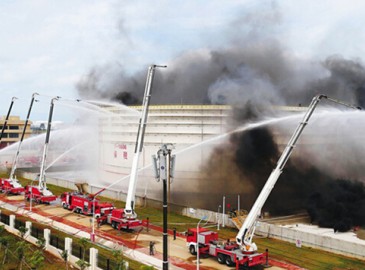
[
  {"left": 25, "top": 185, "right": 57, "bottom": 204},
  {"left": 186, "top": 227, "right": 266, "bottom": 267},
  {"left": 60, "top": 191, "right": 114, "bottom": 218},
  {"left": 97, "top": 208, "right": 143, "bottom": 230},
  {"left": 0, "top": 178, "right": 25, "bottom": 195}
]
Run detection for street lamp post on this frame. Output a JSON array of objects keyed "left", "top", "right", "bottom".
[
  {"left": 29, "top": 174, "right": 39, "bottom": 213},
  {"left": 90, "top": 187, "right": 102, "bottom": 242},
  {"left": 217, "top": 205, "right": 221, "bottom": 230},
  {"left": 91, "top": 198, "right": 96, "bottom": 242},
  {"left": 29, "top": 178, "right": 34, "bottom": 212},
  {"left": 90, "top": 187, "right": 106, "bottom": 242},
  {"left": 196, "top": 216, "right": 207, "bottom": 270}
]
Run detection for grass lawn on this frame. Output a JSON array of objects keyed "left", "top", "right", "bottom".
[{"left": 0, "top": 227, "right": 66, "bottom": 270}]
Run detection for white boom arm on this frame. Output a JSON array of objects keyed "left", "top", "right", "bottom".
[
  {"left": 38, "top": 97, "right": 59, "bottom": 195},
  {"left": 0, "top": 97, "right": 17, "bottom": 176},
  {"left": 236, "top": 94, "right": 361, "bottom": 252},
  {"left": 9, "top": 93, "right": 38, "bottom": 182},
  {"left": 125, "top": 65, "right": 166, "bottom": 218}
]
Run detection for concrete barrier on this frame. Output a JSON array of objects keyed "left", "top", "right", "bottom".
[
  {"left": 0, "top": 213, "right": 107, "bottom": 269},
  {"left": 257, "top": 222, "right": 365, "bottom": 259}
]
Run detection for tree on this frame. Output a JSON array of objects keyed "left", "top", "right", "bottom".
[
  {"left": 18, "top": 226, "right": 28, "bottom": 238},
  {"left": 15, "top": 241, "right": 28, "bottom": 270},
  {"left": 76, "top": 237, "right": 91, "bottom": 270},
  {"left": 29, "top": 250, "right": 44, "bottom": 269},
  {"left": 75, "top": 259, "right": 90, "bottom": 270},
  {"left": 36, "top": 237, "right": 52, "bottom": 263},
  {"left": 59, "top": 250, "right": 69, "bottom": 270},
  {"left": 0, "top": 225, "right": 5, "bottom": 251},
  {"left": 18, "top": 226, "right": 28, "bottom": 239},
  {"left": 79, "top": 237, "right": 89, "bottom": 261},
  {"left": 112, "top": 249, "right": 126, "bottom": 270},
  {"left": 0, "top": 236, "right": 11, "bottom": 268},
  {"left": 36, "top": 237, "right": 45, "bottom": 248}
]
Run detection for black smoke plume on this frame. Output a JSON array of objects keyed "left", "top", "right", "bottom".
[
  {"left": 233, "top": 127, "right": 365, "bottom": 224},
  {"left": 307, "top": 179, "right": 365, "bottom": 232},
  {"left": 76, "top": 3, "right": 365, "bottom": 230},
  {"left": 77, "top": 51, "right": 365, "bottom": 110},
  {"left": 200, "top": 123, "right": 365, "bottom": 231},
  {"left": 76, "top": 3, "right": 365, "bottom": 108}
]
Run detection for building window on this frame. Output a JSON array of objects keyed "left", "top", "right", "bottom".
[
  {"left": 9, "top": 133, "right": 18, "bottom": 138},
  {"left": 9, "top": 126, "right": 19, "bottom": 130}
]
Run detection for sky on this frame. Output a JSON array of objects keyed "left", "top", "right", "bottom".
[{"left": 1, "top": 0, "right": 365, "bottom": 122}]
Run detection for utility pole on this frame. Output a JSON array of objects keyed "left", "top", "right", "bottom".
[{"left": 152, "top": 143, "right": 175, "bottom": 270}]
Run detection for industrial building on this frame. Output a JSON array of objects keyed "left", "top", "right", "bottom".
[
  {"left": 98, "top": 105, "right": 230, "bottom": 205},
  {"left": 0, "top": 116, "right": 32, "bottom": 149}
]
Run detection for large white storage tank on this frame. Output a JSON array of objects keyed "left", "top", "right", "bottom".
[{"left": 98, "top": 105, "right": 231, "bottom": 209}]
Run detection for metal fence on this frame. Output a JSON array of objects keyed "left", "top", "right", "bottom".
[
  {"left": 97, "top": 253, "right": 118, "bottom": 270},
  {"left": 30, "top": 225, "right": 43, "bottom": 239},
  {"left": 71, "top": 242, "right": 89, "bottom": 262},
  {"left": 50, "top": 234, "right": 65, "bottom": 250},
  {"left": 14, "top": 218, "right": 25, "bottom": 230},
  {"left": 0, "top": 213, "right": 9, "bottom": 225}
]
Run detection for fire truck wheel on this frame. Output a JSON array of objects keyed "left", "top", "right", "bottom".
[
  {"left": 217, "top": 253, "right": 226, "bottom": 264},
  {"left": 225, "top": 256, "right": 234, "bottom": 266},
  {"left": 189, "top": 245, "right": 196, "bottom": 255},
  {"left": 111, "top": 221, "right": 116, "bottom": 229},
  {"left": 63, "top": 204, "right": 68, "bottom": 209}
]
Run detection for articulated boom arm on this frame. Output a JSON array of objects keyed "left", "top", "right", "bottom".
[
  {"left": 38, "top": 97, "right": 58, "bottom": 192},
  {"left": 0, "top": 97, "right": 17, "bottom": 145},
  {"left": 90, "top": 187, "right": 106, "bottom": 199},
  {"left": 125, "top": 65, "right": 166, "bottom": 218},
  {"left": 236, "top": 94, "right": 361, "bottom": 251},
  {"left": 9, "top": 93, "right": 38, "bottom": 181}
]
